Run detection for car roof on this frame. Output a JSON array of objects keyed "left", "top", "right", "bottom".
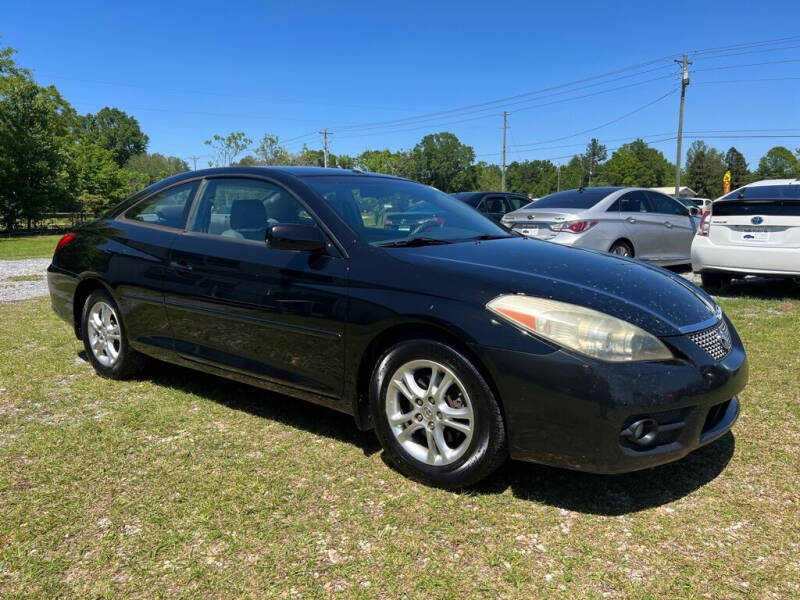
[
  {"left": 741, "top": 178, "right": 800, "bottom": 187},
  {"left": 454, "top": 191, "right": 526, "bottom": 197},
  {"left": 168, "top": 166, "right": 404, "bottom": 181}
]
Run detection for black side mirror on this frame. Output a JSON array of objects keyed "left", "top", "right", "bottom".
[
  {"left": 266, "top": 224, "right": 326, "bottom": 252},
  {"left": 688, "top": 206, "right": 700, "bottom": 217}
]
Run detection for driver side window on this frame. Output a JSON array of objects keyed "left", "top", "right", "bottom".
[{"left": 190, "top": 178, "right": 317, "bottom": 241}]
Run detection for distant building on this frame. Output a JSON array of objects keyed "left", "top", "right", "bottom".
[{"left": 649, "top": 186, "right": 697, "bottom": 198}]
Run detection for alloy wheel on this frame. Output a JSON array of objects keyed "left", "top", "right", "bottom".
[
  {"left": 86, "top": 301, "right": 122, "bottom": 367},
  {"left": 384, "top": 359, "right": 474, "bottom": 466}
]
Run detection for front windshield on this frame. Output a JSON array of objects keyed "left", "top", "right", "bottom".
[{"left": 302, "top": 175, "right": 510, "bottom": 246}]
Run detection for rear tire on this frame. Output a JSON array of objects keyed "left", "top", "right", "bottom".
[
  {"left": 81, "top": 289, "right": 146, "bottom": 379},
  {"left": 369, "top": 339, "right": 507, "bottom": 488},
  {"left": 609, "top": 240, "right": 633, "bottom": 257},
  {"left": 700, "top": 271, "right": 733, "bottom": 292}
]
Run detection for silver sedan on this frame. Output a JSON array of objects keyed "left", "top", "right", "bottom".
[{"left": 501, "top": 187, "right": 701, "bottom": 266}]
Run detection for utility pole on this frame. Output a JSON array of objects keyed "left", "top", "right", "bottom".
[
  {"left": 319, "top": 129, "right": 331, "bottom": 168},
  {"left": 674, "top": 54, "right": 691, "bottom": 197},
  {"left": 188, "top": 155, "right": 200, "bottom": 171},
  {"left": 501, "top": 112, "right": 508, "bottom": 192}
]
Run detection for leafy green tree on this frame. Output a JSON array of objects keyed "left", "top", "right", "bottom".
[
  {"left": 755, "top": 146, "right": 799, "bottom": 179},
  {"left": 0, "top": 68, "right": 75, "bottom": 229},
  {"left": 124, "top": 153, "right": 188, "bottom": 189},
  {"left": 603, "top": 139, "right": 674, "bottom": 187},
  {"left": 205, "top": 132, "right": 252, "bottom": 167},
  {"left": 686, "top": 140, "right": 727, "bottom": 198},
  {"left": 408, "top": 132, "right": 475, "bottom": 192},
  {"left": 253, "top": 133, "right": 292, "bottom": 165},
  {"left": 725, "top": 147, "right": 750, "bottom": 190},
  {"left": 471, "top": 162, "right": 502, "bottom": 190},
  {"left": 73, "top": 141, "right": 127, "bottom": 215},
  {"left": 506, "top": 160, "right": 559, "bottom": 197},
  {"left": 81, "top": 107, "right": 149, "bottom": 167},
  {"left": 581, "top": 138, "right": 608, "bottom": 186},
  {"left": 355, "top": 149, "right": 412, "bottom": 176}
]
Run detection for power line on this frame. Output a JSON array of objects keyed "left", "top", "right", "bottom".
[{"left": 510, "top": 88, "right": 678, "bottom": 149}]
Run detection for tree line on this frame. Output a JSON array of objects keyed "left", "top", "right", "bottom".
[
  {"left": 2, "top": 41, "right": 799, "bottom": 231},
  {"left": 0, "top": 44, "right": 188, "bottom": 231}
]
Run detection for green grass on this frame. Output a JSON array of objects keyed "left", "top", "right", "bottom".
[
  {"left": 1, "top": 294, "right": 798, "bottom": 598},
  {"left": 0, "top": 235, "right": 61, "bottom": 260}
]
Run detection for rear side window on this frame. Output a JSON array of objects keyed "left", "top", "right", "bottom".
[
  {"left": 617, "top": 191, "right": 652, "bottom": 213},
  {"left": 532, "top": 188, "right": 612, "bottom": 210},
  {"left": 125, "top": 182, "right": 199, "bottom": 229},
  {"left": 506, "top": 196, "right": 528, "bottom": 210},
  {"left": 481, "top": 196, "right": 507, "bottom": 214},
  {"left": 714, "top": 199, "right": 800, "bottom": 217},
  {"left": 647, "top": 192, "right": 687, "bottom": 215}
]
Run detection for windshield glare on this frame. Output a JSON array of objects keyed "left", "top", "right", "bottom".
[{"left": 302, "top": 176, "right": 510, "bottom": 245}]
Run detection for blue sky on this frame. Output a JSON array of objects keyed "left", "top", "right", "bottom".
[{"left": 4, "top": 0, "right": 800, "bottom": 168}]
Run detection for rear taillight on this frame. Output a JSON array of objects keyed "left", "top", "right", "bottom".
[
  {"left": 697, "top": 213, "right": 711, "bottom": 237},
  {"left": 54, "top": 232, "right": 76, "bottom": 255},
  {"left": 550, "top": 220, "right": 598, "bottom": 233}
]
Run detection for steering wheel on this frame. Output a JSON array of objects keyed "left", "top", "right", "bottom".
[{"left": 411, "top": 218, "right": 445, "bottom": 236}]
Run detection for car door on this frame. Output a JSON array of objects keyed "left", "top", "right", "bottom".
[
  {"left": 646, "top": 191, "right": 695, "bottom": 262},
  {"left": 478, "top": 195, "right": 509, "bottom": 222},
  {"left": 616, "top": 190, "right": 664, "bottom": 260},
  {"left": 109, "top": 179, "right": 201, "bottom": 360},
  {"left": 163, "top": 176, "right": 348, "bottom": 399}
]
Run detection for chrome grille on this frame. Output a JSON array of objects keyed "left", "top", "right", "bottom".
[{"left": 688, "top": 320, "right": 732, "bottom": 361}]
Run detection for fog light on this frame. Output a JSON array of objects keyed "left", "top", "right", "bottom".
[{"left": 620, "top": 418, "right": 659, "bottom": 447}]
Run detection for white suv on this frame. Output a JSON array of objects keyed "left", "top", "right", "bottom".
[{"left": 691, "top": 179, "right": 800, "bottom": 287}]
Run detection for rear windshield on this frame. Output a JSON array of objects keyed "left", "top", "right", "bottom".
[
  {"left": 714, "top": 199, "right": 800, "bottom": 217},
  {"left": 721, "top": 185, "right": 800, "bottom": 200},
  {"left": 530, "top": 188, "right": 612, "bottom": 210}
]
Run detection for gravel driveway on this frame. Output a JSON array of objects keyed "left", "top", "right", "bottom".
[{"left": 0, "top": 258, "right": 51, "bottom": 302}]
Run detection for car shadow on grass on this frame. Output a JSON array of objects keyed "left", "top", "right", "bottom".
[
  {"left": 472, "top": 432, "right": 735, "bottom": 515},
  {"left": 79, "top": 351, "right": 382, "bottom": 457},
  {"left": 715, "top": 276, "right": 800, "bottom": 300},
  {"left": 79, "top": 352, "right": 735, "bottom": 514}
]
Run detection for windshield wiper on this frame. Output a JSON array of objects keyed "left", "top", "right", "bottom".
[
  {"left": 470, "top": 233, "right": 510, "bottom": 241},
  {"left": 377, "top": 237, "right": 453, "bottom": 248}
]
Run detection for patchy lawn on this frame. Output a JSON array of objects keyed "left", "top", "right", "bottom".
[
  {"left": 0, "top": 235, "right": 61, "bottom": 260},
  {"left": 0, "top": 290, "right": 798, "bottom": 599}
]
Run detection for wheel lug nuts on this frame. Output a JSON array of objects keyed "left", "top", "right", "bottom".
[
  {"left": 415, "top": 398, "right": 423, "bottom": 406},
  {"left": 427, "top": 422, "right": 434, "bottom": 430},
  {"left": 436, "top": 411, "right": 442, "bottom": 419},
  {"left": 428, "top": 397, "right": 435, "bottom": 404},
  {"left": 415, "top": 413, "right": 423, "bottom": 422}
]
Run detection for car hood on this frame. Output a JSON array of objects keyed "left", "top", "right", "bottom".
[{"left": 392, "top": 237, "right": 717, "bottom": 337}]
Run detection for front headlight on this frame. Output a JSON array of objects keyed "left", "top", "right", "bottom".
[{"left": 487, "top": 295, "right": 673, "bottom": 362}]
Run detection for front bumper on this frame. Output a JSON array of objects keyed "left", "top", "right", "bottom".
[{"left": 474, "top": 317, "right": 748, "bottom": 474}]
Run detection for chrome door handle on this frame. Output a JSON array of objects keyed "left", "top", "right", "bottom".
[
  {"left": 663, "top": 221, "right": 673, "bottom": 228},
  {"left": 626, "top": 217, "right": 637, "bottom": 224},
  {"left": 170, "top": 260, "right": 193, "bottom": 272}
]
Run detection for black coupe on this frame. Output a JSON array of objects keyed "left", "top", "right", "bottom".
[{"left": 48, "top": 167, "right": 747, "bottom": 487}]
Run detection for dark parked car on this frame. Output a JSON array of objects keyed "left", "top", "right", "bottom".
[
  {"left": 452, "top": 191, "right": 530, "bottom": 222},
  {"left": 48, "top": 167, "right": 747, "bottom": 488}
]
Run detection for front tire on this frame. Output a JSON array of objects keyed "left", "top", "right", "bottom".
[
  {"left": 369, "top": 340, "right": 507, "bottom": 488},
  {"left": 81, "top": 289, "right": 146, "bottom": 379}
]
